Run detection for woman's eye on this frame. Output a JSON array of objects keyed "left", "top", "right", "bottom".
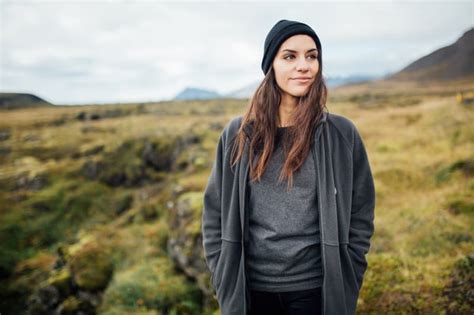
[{"left": 284, "top": 55, "right": 318, "bottom": 60}]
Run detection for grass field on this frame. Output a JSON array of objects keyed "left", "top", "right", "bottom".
[{"left": 0, "top": 78, "right": 473, "bottom": 314}]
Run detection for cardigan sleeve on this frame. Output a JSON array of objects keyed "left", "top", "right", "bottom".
[
  {"left": 348, "top": 125, "right": 376, "bottom": 290},
  {"left": 201, "top": 128, "right": 226, "bottom": 275}
]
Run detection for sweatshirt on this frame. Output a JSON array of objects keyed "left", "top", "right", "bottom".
[{"left": 246, "top": 126, "right": 323, "bottom": 291}]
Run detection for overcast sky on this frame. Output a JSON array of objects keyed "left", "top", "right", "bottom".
[{"left": 1, "top": 0, "right": 473, "bottom": 105}]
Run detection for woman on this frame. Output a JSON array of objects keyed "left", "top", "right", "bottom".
[{"left": 202, "top": 19, "right": 375, "bottom": 315}]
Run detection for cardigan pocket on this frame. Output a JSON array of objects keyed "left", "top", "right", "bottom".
[
  {"left": 213, "top": 239, "right": 244, "bottom": 308},
  {"left": 207, "top": 245, "right": 221, "bottom": 291},
  {"left": 347, "top": 243, "right": 368, "bottom": 291},
  {"left": 341, "top": 244, "right": 360, "bottom": 291},
  {"left": 211, "top": 239, "right": 242, "bottom": 294},
  {"left": 210, "top": 250, "right": 221, "bottom": 291},
  {"left": 341, "top": 243, "right": 362, "bottom": 315}
]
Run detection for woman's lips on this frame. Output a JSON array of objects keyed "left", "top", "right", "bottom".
[{"left": 292, "top": 78, "right": 311, "bottom": 83}]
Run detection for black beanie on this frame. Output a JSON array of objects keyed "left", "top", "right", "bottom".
[{"left": 261, "top": 19, "right": 322, "bottom": 75}]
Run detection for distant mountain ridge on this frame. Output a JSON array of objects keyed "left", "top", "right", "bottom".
[
  {"left": 0, "top": 93, "right": 53, "bottom": 109},
  {"left": 173, "top": 74, "right": 378, "bottom": 101},
  {"left": 389, "top": 27, "right": 474, "bottom": 81},
  {"left": 6, "top": 29, "right": 473, "bottom": 104},
  {"left": 175, "top": 28, "right": 474, "bottom": 100},
  {"left": 173, "top": 87, "right": 221, "bottom": 100}
]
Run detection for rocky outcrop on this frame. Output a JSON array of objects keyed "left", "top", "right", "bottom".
[
  {"left": 80, "top": 133, "right": 207, "bottom": 187},
  {"left": 26, "top": 242, "right": 114, "bottom": 315},
  {"left": 166, "top": 188, "right": 216, "bottom": 308}
]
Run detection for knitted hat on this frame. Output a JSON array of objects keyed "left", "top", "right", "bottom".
[{"left": 261, "top": 19, "right": 322, "bottom": 75}]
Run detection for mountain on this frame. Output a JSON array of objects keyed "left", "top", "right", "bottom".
[
  {"left": 174, "top": 26, "right": 474, "bottom": 102},
  {"left": 0, "top": 93, "right": 54, "bottom": 109},
  {"left": 222, "top": 74, "right": 382, "bottom": 99},
  {"left": 173, "top": 87, "right": 221, "bottom": 100},
  {"left": 388, "top": 27, "right": 474, "bottom": 81}
]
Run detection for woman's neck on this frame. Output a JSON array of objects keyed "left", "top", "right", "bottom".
[{"left": 278, "top": 94, "right": 297, "bottom": 127}]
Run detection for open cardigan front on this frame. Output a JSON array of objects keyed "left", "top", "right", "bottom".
[{"left": 202, "top": 111, "right": 376, "bottom": 315}]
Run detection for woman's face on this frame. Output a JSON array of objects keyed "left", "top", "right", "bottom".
[{"left": 272, "top": 34, "right": 319, "bottom": 98}]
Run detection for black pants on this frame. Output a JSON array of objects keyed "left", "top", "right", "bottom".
[{"left": 248, "top": 286, "right": 322, "bottom": 315}]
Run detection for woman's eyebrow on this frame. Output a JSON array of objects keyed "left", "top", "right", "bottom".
[{"left": 281, "top": 48, "right": 318, "bottom": 53}]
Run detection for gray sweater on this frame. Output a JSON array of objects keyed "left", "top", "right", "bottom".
[{"left": 247, "top": 126, "right": 323, "bottom": 291}]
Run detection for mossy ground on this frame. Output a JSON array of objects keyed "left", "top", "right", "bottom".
[{"left": 0, "top": 80, "right": 473, "bottom": 314}]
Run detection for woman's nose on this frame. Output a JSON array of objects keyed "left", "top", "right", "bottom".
[{"left": 295, "top": 57, "right": 311, "bottom": 70}]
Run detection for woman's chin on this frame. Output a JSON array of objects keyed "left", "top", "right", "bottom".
[{"left": 288, "top": 89, "right": 310, "bottom": 98}]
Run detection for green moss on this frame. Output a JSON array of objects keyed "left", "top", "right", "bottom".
[
  {"left": 357, "top": 254, "right": 436, "bottom": 314},
  {"left": 99, "top": 140, "right": 147, "bottom": 186},
  {"left": 363, "top": 254, "right": 406, "bottom": 297},
  {"left": 69, "top": 242, "right": 114, "bottom": 291},
  {"left": 59, "top": 296, "right": 80, "bottom": 313},
  {"left": 140, "top": 205, "right": 160, "bottom": 221},
  {"left": 96, "top": 135, "right": 187, "bottom": 186},
  {"left": 149, "top": 221, "right": 170, "bottom": 253},
  {"left": 115, "top": 193, "right": 134, "bottom": 215},
  {"left": 176, "top": 191, "right": 204, "bottom": 235},
  {"left": 447, "top": 198, "right": 474, "bottom": 215},
  {"left": 0, "top": 179, "right": 133, "bottom": 254},
  {"left": 443, "top": 253, "right": 474, "bottom": 313},
  {"left": 435, "top": 158, "right": 474, "bottom": 184},
  {"left": 177, "top": 192, "right": 203, "bottom": 214},
  {"left": 445, "top": 190, "right": 474, "bottom": 215},
  {"left": 47, "top": 268, "right": 73, "bottom": 296},
  {"left": 98, "top": 256, "right": 201, "bottom": 314}
]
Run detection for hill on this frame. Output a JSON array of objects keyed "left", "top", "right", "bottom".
[
  {"left": 0, "top": 93, "right": 54, "bottom": 109},
  {"left": 173, "top": 87, "right": 221, "bottom": 100},
  {"left": 388, "top": 27, "right": 474, "bottom": 81}
]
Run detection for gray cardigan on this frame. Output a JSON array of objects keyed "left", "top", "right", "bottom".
[{"left": 201, "top": 111, "right": 376, "bottom": 315}]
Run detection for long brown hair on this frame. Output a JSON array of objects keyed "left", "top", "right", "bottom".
[{"left": 229, "top": 61, "right": 329, "bottom": 191}]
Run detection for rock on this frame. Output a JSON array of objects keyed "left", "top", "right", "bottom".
[
  {"left": 68, "top": 243, "right": 114, "bottom": 291},
  {"left": 115, "top": 193, "right": 133, "bottom": 216},
  {"left": 23, "top": 134, "right": 41, "bottom": 142},
  {"left": 90, "top": 113, "right": 101, "bottom": 120},
  {"left": 442, "top": 252, "right": 474, "bottom": 313},
  {"left": 15, "top": 172, "right": 49, "bottom": 191},
  {"left": 0, "top": 129, "right": 10, "bottom": 141},
  {"left": 56, "top": 296, "right": 80, "bottom": 315},
  {"left": 29, "top": 289, "right": 100, "bottom": 315},
  {"left": 37, "top": 284, "right": 60, "bottom": 308},
  {"left": 142, "top": 139, "right": 175, "bottom": 171},
  {"left": 76, "top": 112, "right": 87, "bottom": 121},
  {"left": 80, "top": 126, "right": 117, "bottom": 134},
  {"left": 81, "top": 161, "right": 104, "bottom": 180},
  {"left": 47, "top": 268, "right": 73, "bottom": 298},
  {"left": 26, "top": 294, "right": 50, "bottom": 315},
  {"left": 76, "top": 290, "right": 101, "bottom": 313},
  {"left": 140, "top": 204, "right": 159, "bottom": 221},
  {"left": 167, "top": 192, "right": 209, "bottom": 284},
  {"left": 54, "top": 245, "right": 68, "bottom": 270},
  {"left": 76, "top": 109, "right": 128, "bottom": 122},
  {"left": 72, "top": 145, "right": 105, "bottom": 159},
  {"left": 32, "top": 200, "right": 52, "bottom": 213},
  {"left": 0, "top": 146, "right": 11, "bottom": 156},
  {"left": 83, "top": 145, "right": 105, "bottom": 157}
]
